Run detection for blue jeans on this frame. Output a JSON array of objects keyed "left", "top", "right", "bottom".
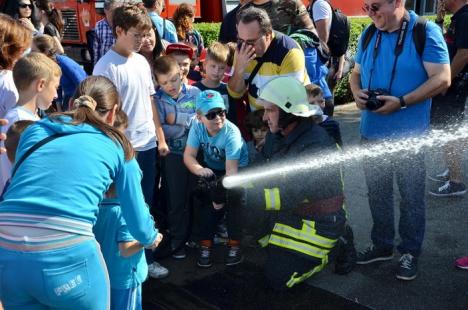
[
  {"left": 0, "top": 239, "right": 109, "bottom": 309},
  {"left": 362, "top": 142, "right": 426, "bottom": 257},
  {"left": 135, "top": 147, "right": 158, "bottom": 264},
  {"left": 135, "top": 147, "right": 157, "bottom": 207}
]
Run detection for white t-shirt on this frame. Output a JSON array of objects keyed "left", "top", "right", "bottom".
[
  {"left": 0, "top": 70, "right": 19, "bottom": 118},
  {"left": 93, "top": 49, "right": 157, "bottom": 151},
  {"left": 312, "top": 0, "right": 332, "bottom": 33},
  {"left": 0, "top": 106, "right": 39, "bottom": 194}
]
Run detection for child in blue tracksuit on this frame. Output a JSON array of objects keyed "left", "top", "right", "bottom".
[
  {"left": 94, "top": 111, "right": 157, "bottom": 310},
  {"left": 183, "top": 90, "right": 249, "bottom": 268},
  {"left": 0, "top": 76, "right": 160, "bottom": 309},
  {"left": 154, "top": 55, "right": 200, "bottom": 258}
]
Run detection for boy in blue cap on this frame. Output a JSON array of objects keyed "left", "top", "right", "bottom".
[{"left": 184, "top": 90, "right": 249, "bottom": 268}]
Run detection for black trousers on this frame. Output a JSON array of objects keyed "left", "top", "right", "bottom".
[
  {"left": 193, "top": 173, "right": 244, "bottom": 242},
  {"left": 161, "top": 153, "right": 193, "bottom": 248}
]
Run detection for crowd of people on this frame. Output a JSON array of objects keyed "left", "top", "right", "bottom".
[{"left": 0, "top": 0, "right": 467, "bottom": 309}]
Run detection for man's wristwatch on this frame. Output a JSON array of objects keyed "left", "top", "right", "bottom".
[{"left": 399, "top": 96, "right": 407, "bottom": 109}]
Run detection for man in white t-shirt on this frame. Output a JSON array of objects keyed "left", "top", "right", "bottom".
[{"left": 309, "top": 0, "right": 345, "bottom": 116}]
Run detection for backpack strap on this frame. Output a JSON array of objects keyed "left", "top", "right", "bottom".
[
  {"left": 11, "top": 132, "right": 73, "bottom": 179},
  {"left": 361, "top": 24, "right": 378, "bottom": 52},
  {"left": 412, "top": 16, "right": 427, "bottom": 57},
  {"left": 362, "top": 16, "right": 427, "bottom": 57}
]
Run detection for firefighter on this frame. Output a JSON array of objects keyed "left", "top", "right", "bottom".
[{"left": 244, "top": 76, "right": 355, "bottom": 289}]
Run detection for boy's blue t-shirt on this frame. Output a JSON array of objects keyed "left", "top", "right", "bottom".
[
  {"left": 355, "top": 11, "right": 449, "bottom": 139},
  {"left": 56, "top": 55, "right": 87, "bottom": 99},
  {"left": 186, "top": 119, "right": 249, "bottom": 171},
  {"left": 93, "top": 198, "right": 148, "bottom": 290}
]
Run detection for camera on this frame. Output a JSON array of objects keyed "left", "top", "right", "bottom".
[{"left": 366, "top": 89, "right": 389, "bottom": 111}]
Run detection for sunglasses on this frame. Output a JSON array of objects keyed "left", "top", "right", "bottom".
[
  {"left": 205, "top": 109, "right": 226, "bottom": 120},
  {"left": 362, "top": 2, "right": 382, "bottom": 13},
  {"left": 19, "top": 3, "right": 33, "bottom": 8},
  {"left": 237, "top": 35, "right": 263, "bottom": 49}
]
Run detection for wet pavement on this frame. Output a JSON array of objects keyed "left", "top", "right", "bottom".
[{"left": 143, "top": 103, "right": 468, "bottom": 310}]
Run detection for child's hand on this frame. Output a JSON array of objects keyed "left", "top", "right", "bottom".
[
  {"left": 158, "top": 140, "right": 170, "bottom": 157},
  {"left": 212, "top": 202, "right": 225, "bottom": 210},
  {"left": 166, "top": 113, "right": 176, "bottom": 125},
  {"left": 256, "top": 137, "right": 266, "bottom": 150},
  {"left": 196, "top": 167, "right": 214, "bottom": 178},
  {"left": 148, "top": 233, "right": 163, "bottom": 251}
]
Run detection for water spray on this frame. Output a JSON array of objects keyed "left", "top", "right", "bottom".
[{"left": 223, "top": 123, "right": 468, "bottom": 189}]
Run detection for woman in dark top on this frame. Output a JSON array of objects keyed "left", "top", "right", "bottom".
[{"left": 36, "top": 0, "right": 64, "bottom": 54}]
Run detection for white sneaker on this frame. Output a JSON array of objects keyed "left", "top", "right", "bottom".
[
  {"left": 428, "top": 169, "right": 449, "bottom": 182},
  {"left": 148, "top": 262, "right": 169, "bottom": 279}
]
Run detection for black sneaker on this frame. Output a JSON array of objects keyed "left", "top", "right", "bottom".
[
  {"left": 427, "top": 169, "right": 449, "bottom": 182},
  {"left": 225, "top": 246, "right": 243, "bottom": 266},
  {"left": 335, "top": 226, "right": 357, "bottom": 275},
  {"left": 396, "top": 253, "right": 418, "bottom": 281},
  {"left": 356, "top": 245, "right": 394, "bottom": 265},
  {"left": 429, "top": 181, "right": 466, "bottom": 197},
  {"left": 172, "top": 246, "right": 187, "bottom": 259},
  {"left": 197, "top": 246, "right": 212, "bottom": 268}
]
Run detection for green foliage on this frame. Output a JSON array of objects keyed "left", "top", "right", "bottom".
[
  {"left": 194, "top": 23, "right": 221, "bottom": 47},
  {"left": 194, "top": 15, "right": 451, "bottom": 105}
]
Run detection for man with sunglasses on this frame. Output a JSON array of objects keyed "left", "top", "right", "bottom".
[
  {"left": 228, "top": 7, "right": 309, "bottom": 112},
  {"left": 350, "top": 0, "right": 451, "bottom": 280}
]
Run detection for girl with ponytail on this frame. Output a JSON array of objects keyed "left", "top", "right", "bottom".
[{"left": 0, "top": 75, "right": 162, "bottom": 309}]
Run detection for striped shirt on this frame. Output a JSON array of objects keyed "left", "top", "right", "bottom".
[{"left": 228, "top": 31, "right": 310, "bottom": 110}]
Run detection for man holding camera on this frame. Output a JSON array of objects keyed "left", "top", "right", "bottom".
[{"left": 350, "top": 0, "right": 450, "bottom": 280}]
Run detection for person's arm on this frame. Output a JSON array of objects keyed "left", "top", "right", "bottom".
[
  {"left": 450, "top": 49, "right": 468, "bottom": 80},
  {"left": 349, "top": 64, "right": 368, "bottom": 110},
  {"left": 0, "top": 119, "right": 7, "bottom": 154},
  {"left": 295, "top": 0, "right": 315, "bottom": 31},
  {"left": 53, "top": 35, "right": 65, "bottom": 55},
  {"left": 314, "top": 18, "right": 330, "bottom": 43},
  {"left": 311, "top": 0, "right": 331, "bottom": 42},
  {"left": 227, "top": 44, "right": 256, "bottom": 99},
  {"left": 183, "top": 145, "right": 213, "bottom": 177},
  {"left": 335, "top": 55, "right": 345, "bottom": 80},
  {"left": 115, "top": 159, "right": 158, "bottom": 247},
  {"left": 119, "top": 240, "right": 144, "bottom": 257},
  {"left": 225, "top": 159, "right": 239, "bottom": 176},
  {"left": 151, "top": 96, "right": 170, "bottom": 156},
  {"left": 93, "top": 24, "right": 101, "bottom": 65},
  {"left": 119, "top": 233, "right": 163, "bottom": 257}
]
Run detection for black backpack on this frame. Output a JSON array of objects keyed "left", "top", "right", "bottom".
[
  {"left": 310, "top": 0, "right": 350, "bottom": 57},
  {"left": 361, "top": 16, "right": 427, "bottom": 57}
]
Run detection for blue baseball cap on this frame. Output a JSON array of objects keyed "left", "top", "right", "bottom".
[{"left": 196, "top": 90, "right": 226, "bottom": 115}]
